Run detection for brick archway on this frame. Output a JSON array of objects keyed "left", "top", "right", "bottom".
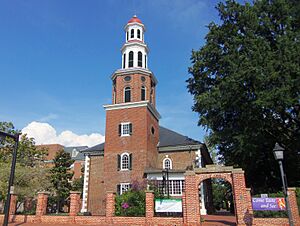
[{"left": 183, "top": 165, "right": 253, "bottom": 226}]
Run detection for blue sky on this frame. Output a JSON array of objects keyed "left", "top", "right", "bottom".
[{"left": 0, "top": 0, "right": 221, "bottom": 145}]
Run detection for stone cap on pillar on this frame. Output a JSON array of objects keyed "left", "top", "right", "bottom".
[
  {"left": 70, "top": 191, "right": 81, "bottom": 194},
  {"left": 145, "top": 190, "right": 154, "bottom": 193},
  {"left": 184, "top": 171, "right": 196, "bottom": 176},
  {"left": 287, "top": 187, "right": 296, "bottom": 191}
]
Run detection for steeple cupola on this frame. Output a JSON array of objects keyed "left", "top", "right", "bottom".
[
  {"left": 110, "top": 15, "right": 159, "bottom": 108},
  {"left": 121, "top": 15, "right": 148, "bottom": 69}
]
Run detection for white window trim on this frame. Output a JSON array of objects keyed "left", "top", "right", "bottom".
[
  {"left": 157, "top": 179, "right": 184, "bottom": 196},
  {"left": 120, "top": 152, "right": 130, "bottom": 171},
  {"left": 120, "top": 183, "right": 131, "bottom": 194},
  {"left": 163, "top": 157, "right": 172, "bottom": 170},
  {"left": 121, "top": 122, "right": 131, "bottom": 137}
]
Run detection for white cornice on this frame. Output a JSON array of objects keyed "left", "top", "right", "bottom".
[
  {"left": 121, "top": 42, "right": 149, "bottom": 53},
  {"left": 111, "top": 68, "right": 158, "bottom": 85},
  {"left": 124, "top": 22, "right": 145, "bottom": 31},
  {"left": 103, "top": 101, "right": 161, "bottom": 120}
]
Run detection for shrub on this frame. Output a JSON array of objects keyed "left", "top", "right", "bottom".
[{"left": 115, "top": 189, "right": 145, "bottom": 216}]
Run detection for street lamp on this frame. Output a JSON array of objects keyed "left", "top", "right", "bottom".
[
  {"left": 162, "top": 168, "right": 169, "bottom": 198},
  {"left": 0, "top": 131, "right": 20, "bottom": 226},
  {"left": 273, "top": 142, "right": 294, "bottom": 226}
]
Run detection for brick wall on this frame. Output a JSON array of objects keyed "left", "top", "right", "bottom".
[
  {"left": 73, "top": 161, "right": 84, "bottom": 180},
  {"left": 87, "top": 155, "right": 105, "bottom": 215},
  {"left": 1, "top": 186, "right": 300, "bottom": 225},
  {"left": 158, "top": 151, "right": 197, "bottom": 170},
  {"left": 103, "top": 106, "right": 158, "bottom": 194}
]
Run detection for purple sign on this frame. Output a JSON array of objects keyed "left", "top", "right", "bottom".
[{"left": 252, "top": 197, "right": 286, "bottom": 211}]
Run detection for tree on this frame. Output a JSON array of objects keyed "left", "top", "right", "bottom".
[
  {"left": 187, "top": 0, "right": 300, "bottom": 193},
  {"left": 0, "top": 122, "right": 50, "bottom": 209},
  {"left": 0, "top": 162, "right": 51, "bottom": 203},
  {"left": 50, "top": 150, "right": 74, "bottom": 212}
]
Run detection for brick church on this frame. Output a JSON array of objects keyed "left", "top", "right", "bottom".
[{"left": 80, "top": 16, "right": 213, "bottom": 215}]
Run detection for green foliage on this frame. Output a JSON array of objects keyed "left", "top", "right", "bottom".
[
  {"left": 72, "top": 177, "right": 84, "bottom": 194},
  {"left": 115, "top": 189, "right": 146, "bottom": 217},
  {"left": 0, "top": 122, "right": 50, "bottom": 204},
  {"left": 0, "top": 122, "right": 47, "bottom": 166},
  {"left": 72, "top": 165, "right": 84, "bottom": 195},
  {"left": 187, "top": 0, "right": 300, "bottom": 193},
  {"left": 254, "top": 210, "right": 288, "bottom": 218},
  {"left": 50, "top": 150, "right": 74, "bottom": 203},
  {"left": 212, "top": 179, "right": 234, "bottom": 213}
]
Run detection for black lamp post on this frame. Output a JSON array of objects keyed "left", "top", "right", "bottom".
[
  {"left": 0, "top": 131, "right": 20, "bottom": 226},
  {"left": 273, "top": 143, "right": 294, "bottom": 226},
  {"left": 162, "top": 168, "right": 169, "bottom": 198}
]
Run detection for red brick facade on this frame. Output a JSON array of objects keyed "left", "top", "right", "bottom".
[
  {"left": 87, "top": 155, "right": 105, "bottom": 215},
  {"left": 103, "top": 71, "right": 159, "bottom": 198},
  {"left": 113, "top": 73, "right": 156, "bottom": 106}
]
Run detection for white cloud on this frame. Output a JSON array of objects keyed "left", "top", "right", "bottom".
[
  {"left": 22, "top": 121, "right": 105, "bottom": 147},
  {"left": 38, "top": 113, "right": 58, "bottom": 122}
]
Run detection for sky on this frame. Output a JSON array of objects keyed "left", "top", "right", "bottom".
[{"left": 0, "top": 0, "right": 221, "bottom": 147}]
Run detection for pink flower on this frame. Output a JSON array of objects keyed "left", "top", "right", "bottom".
[{"left": 121, "top": 202, "right": 129, "bottom": 209}]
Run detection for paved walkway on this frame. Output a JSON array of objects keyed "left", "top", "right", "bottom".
[
  {"left": 8, "top": 224, "right": 112, "bottom": 226},
  {"left": 202, "top": 215, "right": 236, "bottom": 226},
  {"left": 6, "top": 215, "right": 236, "bottom": 226}
]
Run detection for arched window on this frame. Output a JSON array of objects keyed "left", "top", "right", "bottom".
[
  {"left": 123, "top": 53, "right": 126, "bottom": 69},
  {"left": 128, "top": 51, "right": 134, "bottom": 68},
  {"left": 117, "top": 153, "right": 132, "bottom": 171},
  {"left": 137, "top": 29, "right": 141, "bottom": 39},
  {"left": 131, "top": 29, "right": 134, "bottom": 38},
  {"left": 141, "top": 86, "right": 146, "bottom": 101},
  {"left": 163, "top": 158, "right": 172, "bottom": 170},
  {"left": 126, "top": 31, "right": 129, "bottom": 41},
  {"left": 124, "top": 87, "right": 131, "bottom": 102},
  {"left": 121, "top": 153, "right": 129, "bottom": 170},
  {"left": 138, "top": 51, "right": 143, "bottom": 67},
  {"left": 144, "top": 55, "right": 147, "bottom": 68}
]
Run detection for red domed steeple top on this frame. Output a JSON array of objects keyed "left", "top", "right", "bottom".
[{"left": 128, "top": 15, "right": 142, "bottom": 24}]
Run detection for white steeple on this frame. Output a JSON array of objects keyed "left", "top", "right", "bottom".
[{"left": 121, "top": 15, "right": 149, "bottom": 69}]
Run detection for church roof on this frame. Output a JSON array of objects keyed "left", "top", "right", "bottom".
[
  {"left": 80, "top": 126, "right": 201, "bottom": 155},
  {"left": 159, "top": 126, "right": 200, "bottom": 147},
  {"left": 128, "top": 15, "right": 142, "bottom": 24}
]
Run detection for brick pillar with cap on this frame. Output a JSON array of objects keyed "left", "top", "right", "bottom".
[
  {"left": 287, "top": 188, "right": 300, "bottom": 226},
  {"left": 69, "top": 191, "right": 81, "bottom": 216},
  {"left": 36, "top": 192, "right": 49, "bottom": 216},
  {"left": 105, "top": 192, "right": 115, "bottom": 224},
  {"left": 145, "top": 190, "right": 154, "bottom": 223},
  {"left": 9, "top": 194, "right": 17, "bottom": 216}
]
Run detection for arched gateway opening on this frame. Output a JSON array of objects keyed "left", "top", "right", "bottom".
[
  {"left": 199, "top": 177, "right": 236, "bottom": 225},
  {"left": 183, "top": 165, "right": 253, "bottom": 226}
]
